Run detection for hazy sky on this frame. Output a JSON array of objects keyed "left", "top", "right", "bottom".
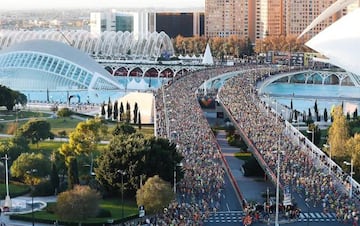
[{"left": 0, "top": 0, "right": 204, "bottom": 10}]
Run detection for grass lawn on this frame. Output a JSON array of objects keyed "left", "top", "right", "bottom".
[
  {"left": 16, "top": 198, "right": 138, "bottom": 224},
  {"left": 47, "top": 117, "right": 83, "bottom": 136},
  {"left": 0, "top": 182, "right": 29, "bottom": 198},
  {"left": 0, "top": 110, "right": 51, "bottom": 121}
]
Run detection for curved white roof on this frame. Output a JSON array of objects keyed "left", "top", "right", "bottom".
[
  {"left": 0, "top": 39, "right": 121, "bottom": 90},
  {"left": 0, "top": 30, "right": 174, "bottom": 61},
  {"left": 306, "top": 8, "right": 360, "bottom": 76},
  {"left": 1, "top": 39, "right": 110, "bottom": 77}
]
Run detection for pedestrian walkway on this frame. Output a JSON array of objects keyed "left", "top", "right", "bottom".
[
  {"left": 297, "top": 212, "right": 337, "bottom": 222},
  {"left": 215, "top": 130, "right": 274, "bottom": 203},
  {"left": 204, "top": 211, "right": 244, "bottom": 224}
]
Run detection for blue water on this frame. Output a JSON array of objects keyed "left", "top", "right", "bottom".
[{"left": 262, "top": 83, "right": 360, "bottom": 114}]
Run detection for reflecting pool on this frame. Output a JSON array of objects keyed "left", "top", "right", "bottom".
[{"left": 261, "top": 82, "right": 360, "bottom": 115}]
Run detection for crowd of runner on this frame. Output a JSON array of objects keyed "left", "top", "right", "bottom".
[
  {"left": 149, "top": 65, "right": 359, "bottom": 225},
  {"left": 154, "top": 67, "right": 239, "bottom": 225},
  {"left": 151, "top": 65, "right": 282, "bottom": 225},
  {"left": 218, "top": 69, "right": 360, "bottom": 224}
]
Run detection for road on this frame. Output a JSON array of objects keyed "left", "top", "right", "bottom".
[{"left": 204, "top": 130, "right": 345, "bottom": 226}]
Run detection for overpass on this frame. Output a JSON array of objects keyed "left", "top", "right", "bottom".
[{"left": 98, "top": 60, "right": 208, "bottom": 78}]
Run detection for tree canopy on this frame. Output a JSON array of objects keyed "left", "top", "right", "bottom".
[
  {"left": 328, "top": 106, "right": 350, "bottom": 157},
  {"left": 17, "top": 119, "right": 53, "bottom": 146},
  {"left": 95, "top": 133, "right": 183, "bottom": 196},
  {"left": 56, "top": 185, "right": 101, "bottom": 222},
  {"left": 136, "top": 175, "right": 174, "bottom": 214},
  {"left": 10, "top": 152, "right": 51, "bottom": 185},
  {"left": 0, "top": 85, "right": 27, "bottom": 110}
]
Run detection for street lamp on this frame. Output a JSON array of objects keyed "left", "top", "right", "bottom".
[
  {"left": 27, "top": 169, "right": 37, "bottom": 226},
  {"left": 275, "top": 149, "right": 281, "bottom": 226},
  {"left": 117, "top": 170, "right": 126, "bottom": 219},
  {"left": 173, "top": 162, "right": 183, "bottom": 194},
  {"left": 2, "top": 154, "right": 11, "bottom": 208},
  {"left": 343, "top": 160, "right": 354, "bottom": 199},
  {"left": 323, "top": 144, "right": 331, "bottom": 174},
  {"left": 306, "top": 127, "right": 314, "bottom": 144}
]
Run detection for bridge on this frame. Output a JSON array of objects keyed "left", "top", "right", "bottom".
[
  {"left": 98, "top": 60, "right": 208, "bottom": 78},
  {"left": 201, "top": 68, "right": 360, "bottom": 94}
]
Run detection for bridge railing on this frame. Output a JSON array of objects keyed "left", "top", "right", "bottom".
[{"left": 284, "top": 120, "right": 360, "bottom": 199}]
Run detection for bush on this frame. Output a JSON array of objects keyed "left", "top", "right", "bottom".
[
  {"left": 57, "top": 108, "right": 72, "bottom": 117},
  {"left": 6, "top": 122, "right": 18, "bottom": 135},
  {"left": 33, "top": 180, "right": 55, "bottom": 196}
]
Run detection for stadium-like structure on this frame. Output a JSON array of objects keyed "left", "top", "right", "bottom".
[
  {"left": 0, "top": 39, "right": 122, "bottom": 90},
  {"left": 0, "top": 30, "right": 175, "bottom": 62}
]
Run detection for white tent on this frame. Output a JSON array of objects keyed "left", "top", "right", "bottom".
[{"left": 202, "top": 43, "right": 214, "bottom": 65}]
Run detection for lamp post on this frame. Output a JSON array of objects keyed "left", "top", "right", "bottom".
[
  {"left": 323, "top": 144, "right": 331, "bottom": 174},
  {"left": 2, "top": 154, "right": 11, "bottom": 208},
  {"left": 27, "top": 169, "right": 37, "bottom": 226},
  {"left": 275, "top": 149, "right": 280, "bottom": 226},
  {"left": 343, "top": 160, "right": 354, "bottom": 199},
  {"left": 306, "top": 127, "right": 314, "bottom": 144},
  {"left": 173, "top": 163, "right": 183, "bottom": 194},
  {"left": 117, "top": 170, "right": 126, "bottom": 219}
]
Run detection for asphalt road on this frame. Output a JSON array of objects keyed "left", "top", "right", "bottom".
[{"left": 204, "top": 130, "right": 346, "bottom": 226}]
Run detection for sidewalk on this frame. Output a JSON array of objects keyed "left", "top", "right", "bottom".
[{"left": 217, "top": 130, "right": 274, "bottom": 204}]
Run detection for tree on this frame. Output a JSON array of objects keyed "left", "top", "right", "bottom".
[
  {"left": 56, "top": 185, "right": 101, "bottom": 222},
  {"left": 112, "top": 122, "right": 136, "bottom": 136},
  {"left": 119, "top": 102, "right": 124, "bottom": 121},
  {"left": 0, "top": 135, "right": 29, "bottom": 165},
  {"left": 345, "top": 133, "right": 360, "bottom": 175},
  {"left": 314, "top": 99, "right": 318, "bottom": 114},
  {"left": 50, "top": 162, "right": 60, "bottom": 194},
  {"left": 57, "top": 108, "right": 72, "bottom": 117},
  {"left": 138, "top": 111, "right": 142, "bottom": 130},
  {"left": 143, "top": 137, "right": 183, "bottom": 183},
  {"left": 133, "top": 102, "right": 138, "bottom": 124},
  {"left": 107, "top": 98, "right": 112, "bottom": 119},
  {"left": 324, "top": 108, "right": 328, "bottom": 122},
  {"left": 328, "top": 105, "right": 350, "bottom": 157},
  {"left": 59, "top": 118, "right": 105, "bottom": 189},
  {"left": 10, "top": 152, "right": 51, "bottom": 185},
  {"left": 113, "top": 100, "right": 119, "bottom": 121},
  {"left": 0, "top": 85, "right": 27, "bottom": 110},
  {"left": 17, "top": 119, "right": 53, "bottom": 147},
  {"left": 95, "top": 133, "right": 146, "bottom": 195},
  {"left": 136, "top": 175, "right": 174, "bottom": 214},
  {"left": 95, "top": 134, "right": 183, "bottom": 196},
  {"left": 354, "top": 108, "right": 358, "bottom": 119},
  {"left": 67, "top": 118, "right": 105, "bottom": 156},
  {"left": 67, "top": 156, "right": 79, "bottom": 189},
  {"left": 126, "top": 102, "right": 131, "bottom": 123},
  {"left": 101, "top": 102, "right": 106, "bottom": 118}
]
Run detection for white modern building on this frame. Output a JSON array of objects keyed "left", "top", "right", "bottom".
[{"left": 90, "top": 10, "right": 153, "bottom": 39}]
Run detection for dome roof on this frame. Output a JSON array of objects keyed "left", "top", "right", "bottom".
[
  {"left": 0, "top": 39, "right": 121, "bottom": 90},
  {"left": 0, "top": 39, "right": 110, "bottom": 78}
]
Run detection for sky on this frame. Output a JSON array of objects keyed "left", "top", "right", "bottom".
[{"left": 0, "top": 0, "right": 204, "bottom": 10}]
